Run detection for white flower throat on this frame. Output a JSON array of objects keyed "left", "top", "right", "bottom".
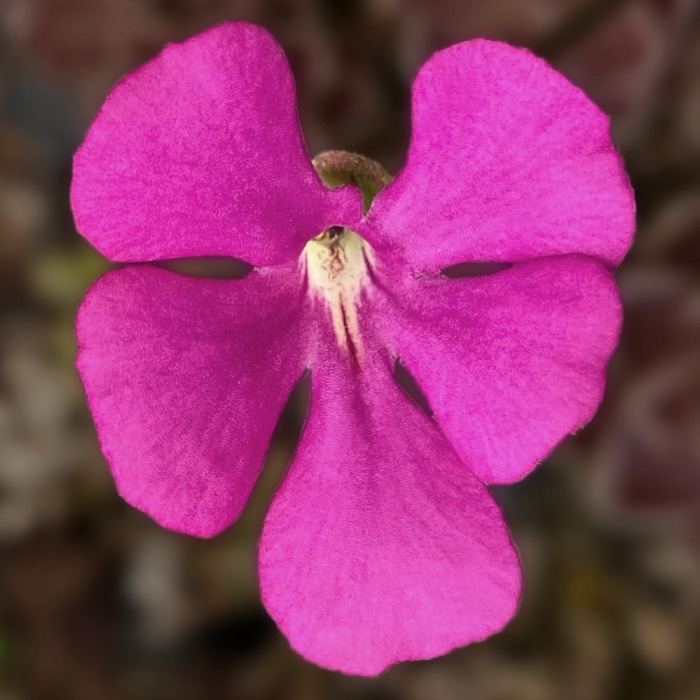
[{"left": 303, "top": 226, "right": 373, "bottom": 359}]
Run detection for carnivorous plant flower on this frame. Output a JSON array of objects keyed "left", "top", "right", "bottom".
[{"left": 71, "top": 22, "right": 635, "bottom": 675}]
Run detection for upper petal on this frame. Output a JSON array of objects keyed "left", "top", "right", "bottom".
[
  {"left": 361, "top": 40, "right": 635, "bottom": 271},
  {"left": 71, "top": 22, "right": 361, "bottom": 266},
  {"left": 258, "top": 350, "right": 521, "bottom": 676},
  {"left": 377, "top": 255, "right": 622, "bottom": 484},
  {"left": 76, "top": 264, "right": 306, "bottom": 537}
]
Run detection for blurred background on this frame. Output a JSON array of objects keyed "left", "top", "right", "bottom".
[{"left": 1, "top": 0, "right": 700, "bottom": 698}]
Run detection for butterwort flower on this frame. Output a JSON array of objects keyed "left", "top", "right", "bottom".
[{"left": 71, "top": 22, "right": 635, "bottom": 675}]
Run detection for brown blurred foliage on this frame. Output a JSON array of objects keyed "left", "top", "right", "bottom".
[{"left": 2, "top": 1, "right": 700, "bottom": 699}]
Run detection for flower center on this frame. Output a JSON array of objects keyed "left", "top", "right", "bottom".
[{"left": 303, "top": 225, "right": 373, "bottom": 359}]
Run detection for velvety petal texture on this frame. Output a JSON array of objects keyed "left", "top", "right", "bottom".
[
  {"left": 76, "top": 265, "right": 305, "bottom": 537},
  {"left": 362, "top": 39, "right": 635, "bottom": 271},
  {"left": 378, "top": 256, "right": 622, "bottom": 484},
  {"left": 72, "top": 21, "right": 634, "bottom": 678},
  {"left": 72, "top": 22, "right": 361, "bottom": 266},
  {"left": 259, "top": 347, "right": 521, "bottom": 675}
]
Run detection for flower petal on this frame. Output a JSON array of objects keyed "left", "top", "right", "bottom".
[
  {"left": 258, "top": 353, "right": 521, "bottom": 676},
  {"left": 71, "top": 22, "right": 361, "bottom": 266},
  {"left": 377, "top": 255, "right": 621, "bottom": 484},
  {"left": 76, "top": 264, "right": 305, "bottom": 537},
  {"left": 362, "top": 40, "right": 635, "bottom": 271}
]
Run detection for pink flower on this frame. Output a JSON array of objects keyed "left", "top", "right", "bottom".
[{"left": 71, "top": 22, "right": 634, "bottom": 675}]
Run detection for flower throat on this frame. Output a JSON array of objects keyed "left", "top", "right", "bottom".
[{"left": 303, "top": 151, "right": 391, "bottom": 360}]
